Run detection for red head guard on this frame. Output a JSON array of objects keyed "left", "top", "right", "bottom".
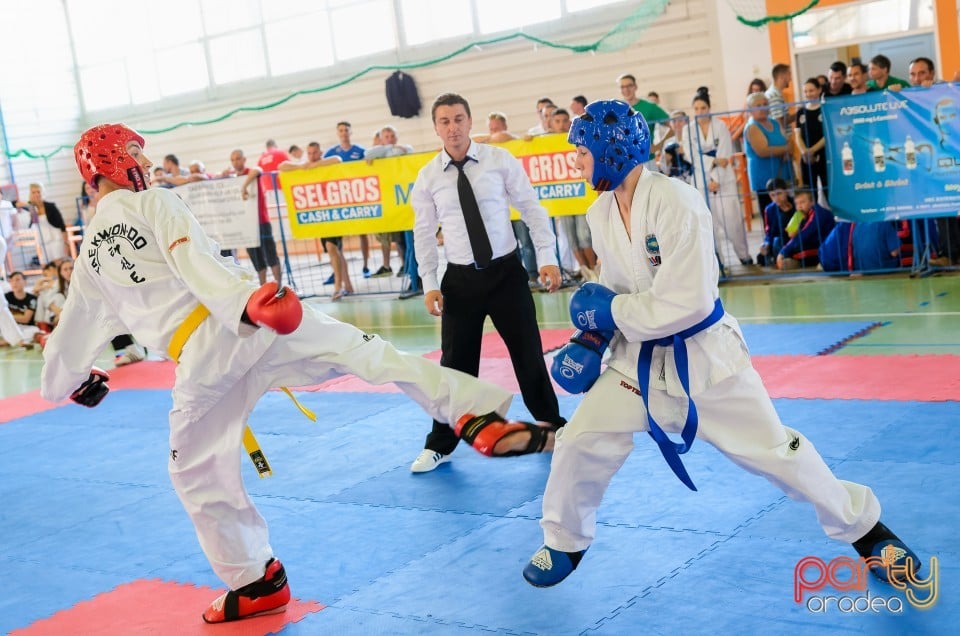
[{"left": 75, "top": 124, "right": 148, "bottom": 192}]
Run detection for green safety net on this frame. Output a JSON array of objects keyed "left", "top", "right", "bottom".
[
  {"left": 2, "top": 1, "right": 670, "bottom": 163},
  {"left": 728, "top": 0, "right": 820, "bottom": 28}
]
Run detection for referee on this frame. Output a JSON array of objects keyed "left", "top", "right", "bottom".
[{"left": 410, "top": 92, "right": 565, "bottom": 473}]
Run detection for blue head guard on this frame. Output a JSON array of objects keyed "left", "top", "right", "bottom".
[{"left": 568, "top": 100, "right": 651, "bottom": 191}]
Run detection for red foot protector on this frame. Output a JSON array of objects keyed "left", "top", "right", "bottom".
[{"left": 10, "top": 579, "right": 324, "bottom": 635}]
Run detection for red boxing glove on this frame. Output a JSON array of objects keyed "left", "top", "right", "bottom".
[
  {"left": 71, "top": 367, "right": 110, "bottom": 407},
  {"left": 244, "top": 282, "right": 303, "bottom": 335}
]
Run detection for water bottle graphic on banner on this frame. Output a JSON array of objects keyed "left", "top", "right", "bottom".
[
  {"left": 904, "top": 136, "right": 917, "bottom": 170},
  {"left": 872, "top": 139, "right": 885, "bottom": 173},
  {"left": 841, "top": 142, "right": 854, "bottom": 176}
]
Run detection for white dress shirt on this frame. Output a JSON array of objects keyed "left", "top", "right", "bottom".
[{"left": 412, "top": 141, "right": 558, "bottom": 293}]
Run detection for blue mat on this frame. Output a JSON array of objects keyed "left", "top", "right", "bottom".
[
  {"left": 738, "top": 321, "right": 880, "bottom": 355},
  {"left": 0, "top": 389, "right": 955, "bottom": 634}
]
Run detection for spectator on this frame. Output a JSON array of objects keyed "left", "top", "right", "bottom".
[
  {"left": 765, "top": 63, "right": 793, "bottom": 131},
  {"left": 686, "top": 87, "right": 751, "bottom": 266},
  {"left": 550, "top": 108, "right": 572, "bottom": 133},
  {"left": 279, "top": 143, "right": 352, "bottom": 300},
  {"left": 777, "top": 189, "right": 835, "bottom": 270},
  {"left": 46, "top": 258, "right": 73, "bottom": 327},
  {"left": 527, "top": 97, "right": 555, "bottom": 135},
  {"left": 569, "top": 95, "right": 587, "bottom": 117},
  {"left": 728, "top": 78, "right": 767, "bottom": 146},
  {"left": 618, "top": 74, "right": 673, "bottom": 155},
  {"left": 908, "top": 56, "right": 938, "bottom": 88},
  {"left": 867, "top": 54, "right": 909, "bottom": 91},
  {"left": 232, "top": 149, "right": 282, "bottom": 286},
  {"left": 756, "top": 178, "right": 794, "bottom": 266},
  {"left": 852, "top": 222, "right": 902, "bottom": 271},
  {"left": 5, "top": 271, "right": 37, "bottom": 327},
  {"left": 472, "top": 112, "right": 518, "bottom": 144},
  {"left": 743, "top": 92, "right": 792, "bottom": 216},
  {"left": 288, "top": 145, "right": 305, "bottom": 164},
  {"left": 256, "top": 139, "right": 290, "bottom": 193},
  {"left": 0, "top": 300, "right": 30, "bottom": 348},
  {"left": 324, "top": 121, "right": 370, "bottom": 276},
  {"left": 15, "top": 183, "right": 68, "bottom": 262},
  {"left": 816, "top": 74, "right": 829, "bottom": 93},
  {"left": 658, "top": 110, "right": 693, "bottom": 181},
  {"left": 824, "top": 61, "right": 852, "bottom": 98},
  {"left": 847, "top": 62, "right": 870, "bottom": 95},
  {"left": 646, "top": 90, "right": 661, "bottom": 105},
  {"left": 364, "top": 127, "right": 414, "bottom": 278},
  {"left": 795, "top": 78, "right": 827, "bottom": 197}
]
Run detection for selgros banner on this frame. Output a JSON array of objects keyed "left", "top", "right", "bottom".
[
  {"left": 823, "top": 83, "right": 960, "bottom": 221},
  {"left": 280, "top": 134, "right": 597, "bottom": 240}
]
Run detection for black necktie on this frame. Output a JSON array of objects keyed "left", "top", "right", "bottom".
[{"left": 451, "top": 158, "right": 492, "bottom": 268}]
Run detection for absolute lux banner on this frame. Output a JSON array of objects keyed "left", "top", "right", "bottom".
[
  {"left": 278, "top": 134, "right": 598, "bottom": 240},
  {"left": 822, "top": 83, "right": 960, "bottom": 222}
]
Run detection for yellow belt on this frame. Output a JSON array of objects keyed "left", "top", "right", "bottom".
[{"left": 167, "top": 304, "right": 317, "bottom": 478}]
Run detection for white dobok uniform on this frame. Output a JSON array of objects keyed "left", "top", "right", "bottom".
[
  {"left": 682, "top": 119, "right": 750, "bottom": 264},
  {"left": 540, "top": 170, "right": 879, "bottom": 553},
  {"left": 41, "top": 187, "right": 513, "bottom": 589},
  {"left": 0, "top": 298, "right": 26, "bottom": 345}
]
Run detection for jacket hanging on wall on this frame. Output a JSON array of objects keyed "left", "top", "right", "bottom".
[{"left": 385, "top": 70, "right": 422, "bottom": 118}]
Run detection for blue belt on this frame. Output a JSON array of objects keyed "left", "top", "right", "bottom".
[{"left": 636, "top": 298, "right": 724, "bottom": 491}]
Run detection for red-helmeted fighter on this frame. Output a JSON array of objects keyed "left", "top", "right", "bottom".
[{"left": 41, "top": 124, "right": 552, "bottom": 623}]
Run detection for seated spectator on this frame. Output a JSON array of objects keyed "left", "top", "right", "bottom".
[
  {"left": 866, "top": 54, "right": 909, "bottom": 91},
  {"left": 853, "top": 222, "right": 901, "bottom": 271},
  {"left": 820, "top": 222, "right": 902, "bottom": 273},
  {"left": 777, "top": 189, "right": 835, "bottom": 270},
  {"left": 32, "top": 261, "right": 60, "bottom": 329},
  {"left": 757, "top": 178, "right": 794, "bottom": 266},
  {"left": 5, "top": 271, "right": 37, "bottom": 327},
  {"left": 47, "top": 258, "right": 73, "bottom": 327},
  {"left": 152, "top": 154, "right": 189, "bottom": 188},
  {"left": 527, "top": 97, "right": 555, "bottom": 135},
  {"left": 0, "top": 300, "right": 30, "bottom": 348},
  {"left": 819, "top": 222, "right": 853, "bottom": 272}
]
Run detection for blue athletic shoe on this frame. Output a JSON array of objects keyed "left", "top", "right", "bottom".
[
  {"left": 323, "top": 273, "right": 335, "bottom": 285},
  {"left": 523, "top": 545, "right": 585, "bottom": 587}
]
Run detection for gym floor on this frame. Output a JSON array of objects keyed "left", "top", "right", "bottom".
[{"left": 1, "top": 273, "right": 957, "bottom": 634}]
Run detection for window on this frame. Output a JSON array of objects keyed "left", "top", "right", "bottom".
[
  {"left": 565, "top": 0, "right": 625, "bottom": 11},
  {"left": 330, "top": 0, "right": 397, "bottom": 60},
  {"left": 209, "top": 29, "right": 267, "bottom": 84},
  {"left": 791, "top": 0, "right": 934, "bottom": 49},
  {"left": 476, "top": 0, "right": 560, "bottom": 34},
  {"left": 201, "top": 0, "right": 261, "bottom": 36},
  {"left": 79, "top": 62, "right": 130, "bottom": 112},
  {"left": 155, "top": 43, "right": 209, "bottom": 97},
  {"left": 265, "top": 13, "right": 335, "bottom": 76},
  {"left": 400, "top": 0, "right": 472, "bottom": 46}
]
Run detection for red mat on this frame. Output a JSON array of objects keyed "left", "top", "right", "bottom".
[
  {"left": 5, "top": 349, "right": 958, "bottom": 423},
  {"left": 753, "top": 354, "right": 960, "bottom": 401},
  {"left": 10, "top": 579, "right": 323, "bottom": 636}
]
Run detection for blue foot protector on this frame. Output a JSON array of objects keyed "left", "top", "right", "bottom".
[
  {"left": 852, "top": 521, "right": 922, "bottom": 584},
  {"left": 523, "top": 545, "right": 586, "bottom": 587}
]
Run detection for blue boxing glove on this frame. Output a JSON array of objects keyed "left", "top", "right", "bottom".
[
  {"left": 551, "top": 329, "right": 613, "bottom": 393},
  {"left": 569, "top": 282, "right": 618, "bottom": 332}
]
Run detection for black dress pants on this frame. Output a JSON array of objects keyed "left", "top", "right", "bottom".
[{"left": 424, "top": 253, "right": 565, "bottom": 454}]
